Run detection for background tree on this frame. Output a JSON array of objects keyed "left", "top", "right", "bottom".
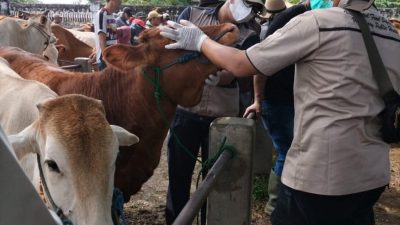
[
  {"left": 85, "top": 0, "right": 191, "bottom": 5},
  {"left": 287, "top": 0, "right": 400, "bottom": 7}
]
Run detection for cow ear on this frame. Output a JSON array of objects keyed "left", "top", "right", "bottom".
[
  {"left": 42, "top": 10, "right": 50, "bottom": 17},
  {"left": 110, "top": 125, "right": 139, "bottom": 146},
  {"left": 102, "top": 45, "right": 145, "bottom": 72},
  {"left": 40, "top": 15, "right": 48, "bottom": 26},
  {"left": 7, "top": 124, "right": 39, "bottom": 160}
]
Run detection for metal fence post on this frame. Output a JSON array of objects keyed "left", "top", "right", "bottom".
[
  {"left": 207, "top": 117, "right": 255, "bottom": 225},
  {"left": 74, "top": 57, "right": 92, "bottom": 72}
]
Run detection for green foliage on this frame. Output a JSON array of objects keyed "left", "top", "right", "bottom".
[
  {"left": 375, "top": 0, "right": 400, "bottom": 7},
  {"left": 84, "top": 0, "right": 190, "bottom": 6},
  {"left": 285, "top": 0, "right": 400, "bottom": 7},
  {"left": 287, "top": 0, "right": 301, "bottom": 5},
  {"left": 252, "top": 174, "right": 269, "bottom": 201}
]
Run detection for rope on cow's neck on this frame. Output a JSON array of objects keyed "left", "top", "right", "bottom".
[
  {"left": 194, "top": 137, "right": 237, "bottom": 225},
  {"left": 142, "top": 67, "right": 238, "bottom": 171},
  {"left": 159, "top": 51, "right": 202, "bottom": 71},
  {"left": 37, "top": 154, "right": 74, "bottom": 225},
  {"left": 196, "top": 137, "right": 237, "bottom": 182},
  {"left": 30, "top": 23, "right": 51, "bottom": 51}
]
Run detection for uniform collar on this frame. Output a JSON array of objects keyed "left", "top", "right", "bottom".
[{"left": 202, "top": 3, "right": 224, "bottom": 17}]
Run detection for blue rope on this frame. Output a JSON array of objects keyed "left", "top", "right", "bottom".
[{"left": 112, "top": 188, "right": 127, "bottom": 225}]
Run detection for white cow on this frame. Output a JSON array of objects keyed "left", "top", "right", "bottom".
[
  {"left": 0, "top": 57, "right": 139, "bottom": 225},
  {"left": 0, "top": 14, "right": 58, "bottom": 65},
  {"left": 67, "top": 28, "right": 96, "bottom": 48}
]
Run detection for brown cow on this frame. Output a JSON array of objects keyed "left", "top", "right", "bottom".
[
  {"left": 51, "top": 24, "right": 94, "bottom": 62},
  {"left": 0, "top": 23, "right": 239, "bottom": 201}
]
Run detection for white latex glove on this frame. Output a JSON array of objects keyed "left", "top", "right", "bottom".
[
  {"left": 160, "top": 20, "right": 209, "bottom": 52},
  {"left": 205, "top": 73, "right": 221, "bottom": 86}
]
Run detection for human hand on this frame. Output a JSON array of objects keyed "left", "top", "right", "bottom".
[
  {"left": 205, "top": 73, "right": 221, "bottom": 86},
  {"left": 160, "top": 20, "right": 209, "bottom": 52},
  {"left": 243, "top": 101, "right": 262, "bottom": 119}
]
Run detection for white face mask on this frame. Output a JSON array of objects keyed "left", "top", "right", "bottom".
[{"left": 229, "top": 0, "right": 254, "bottom": 23}]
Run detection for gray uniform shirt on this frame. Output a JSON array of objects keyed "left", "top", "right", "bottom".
[{"left": 247, "top": 6, "right": 400, "bottom": 195}]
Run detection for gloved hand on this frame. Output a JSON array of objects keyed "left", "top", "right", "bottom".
[
  {"left": 205, "top": 73, "right": 221, "bottom": 86},
  {"left": 160, "top": 20, "right": 209, "bottom": 52}
]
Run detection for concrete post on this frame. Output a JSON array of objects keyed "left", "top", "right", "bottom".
[{"left": 207, "top": 117, "right": 255, "bottom": 225}]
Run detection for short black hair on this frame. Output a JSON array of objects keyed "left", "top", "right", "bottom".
[{"left": 123, "top": 7, "right": 133, "bottom": 17}]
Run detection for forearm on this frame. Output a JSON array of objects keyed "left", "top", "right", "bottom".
[
  {"left": 99, "top": 33, "right": 107, "bottom": 52},
  {"left": 253, "top": 74, "right": 266, "bottom": 103},
  {"left": 201, "top": 38, "right": 258, "bottom": 77}
]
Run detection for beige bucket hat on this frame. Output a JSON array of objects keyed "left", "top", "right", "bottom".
[
  {"left": 261, "top": 0, "right": 287, "bottom": 18},
  {"left": 245, "top": 0, "right": 267, "bottom": 13}
]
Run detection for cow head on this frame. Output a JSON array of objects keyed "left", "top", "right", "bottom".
[
  {"left": 103, "top": 23, "right": 239, "bottom": 107},
  {"left": 8, "top": 12, "right": 56, "bottom": 61},
  {"left": 8, "top": 94, "right": 139, "bottom": 225},
  {"left": 27, "top": 13, "right": 56, "bottom": 62}
]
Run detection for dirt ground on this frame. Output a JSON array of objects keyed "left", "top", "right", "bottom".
[{"left": 124, "top": 141, "right": 400, "bottom": 225}]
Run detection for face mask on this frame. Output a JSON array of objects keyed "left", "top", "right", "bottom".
[
  {"left": 310, "top": 0, "right": 333, "bottom": 10},
  {"left": 229, "top": 0, "right": 255, "bottom": 23}
]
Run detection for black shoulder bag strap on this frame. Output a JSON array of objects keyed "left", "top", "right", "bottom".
[
  {"left": 347, "top": 8, "right": 400, "bottom": 142},
  {"left": 346, "top": 9, "right": 394, "bottom": 96}
]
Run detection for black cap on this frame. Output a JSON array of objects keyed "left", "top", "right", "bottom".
[
  {"left": 123, "top": 7, "right": 133, "bottom": 17},
  {"left": 135, "top": 11, "right": 146, "bottom": 19}
]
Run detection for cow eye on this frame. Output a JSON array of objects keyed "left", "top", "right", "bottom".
[{"left": 45, "top": 159, "right": 60, "bottom": 173}]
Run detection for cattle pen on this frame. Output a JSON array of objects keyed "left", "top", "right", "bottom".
[
  {"left": 0, "top": 2, "right": 400, "bottom": 225},
  {"left": 4, "top": 3, "right": 400, "bottom": 29},
  {"left": 7, "top": 3, "right": 187, "bottom": 29}
]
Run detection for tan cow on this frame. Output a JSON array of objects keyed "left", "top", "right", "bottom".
[
  {"left": 0, "top": 14, "right": 58, "bottom": 65},
  {"left": 0, "top": 23, "right": 239, "bottom": 201},
  {"left": 0, "top": 57, "right": 139, "bottom": 225}
]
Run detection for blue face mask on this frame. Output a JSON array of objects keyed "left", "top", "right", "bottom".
[{"left": 310, "top": 0, "right": 333, "bottom": 10}]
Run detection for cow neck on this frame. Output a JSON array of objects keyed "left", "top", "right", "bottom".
[
  {"left": 141, "top": 66, "right": 178, "bottom": 127},
  {"left": 157, "top": 29, "right": 234, "bottom": 71}
]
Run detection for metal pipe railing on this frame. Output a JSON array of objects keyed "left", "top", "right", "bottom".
[{"left": 172, "top": 149, "right": 233, "bottom": 225}]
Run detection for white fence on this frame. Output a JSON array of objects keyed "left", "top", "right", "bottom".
[{"left": 8, "top": 3, "right": 186, "bottom": 29}]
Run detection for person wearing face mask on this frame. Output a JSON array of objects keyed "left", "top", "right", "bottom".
[
  {"left": 164, "top": 1, "right": 264, "bottom": 225},
  {"left": 160, "top": 0, "right": 400, "bottom": 224}
]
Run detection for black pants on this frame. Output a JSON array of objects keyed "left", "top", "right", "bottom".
[
  {"left": 271, "top": 184, "right": 386, "bottom": 225},
  {"left": 165, "top": 109, "right": 216, "bottom": 225}
]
